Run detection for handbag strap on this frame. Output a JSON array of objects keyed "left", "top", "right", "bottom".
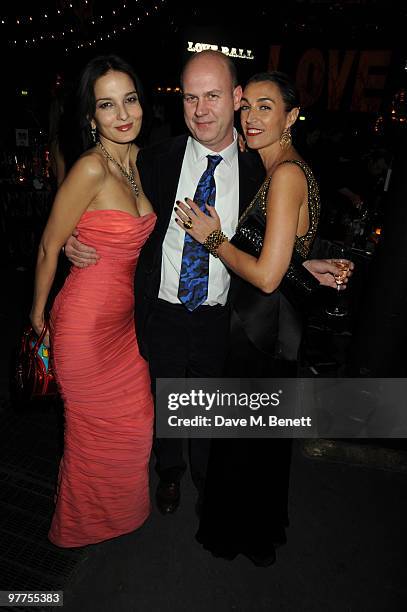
[{"left": 29, "top": 322, "right": 49, "bottom": 356}]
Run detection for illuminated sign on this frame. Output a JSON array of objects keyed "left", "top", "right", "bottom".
[
  {"left": 269, "top": 45, "right": 392, "bottom": 113},
  {"left": 187, "top": 41, "right": 254, "bottom": 60}
]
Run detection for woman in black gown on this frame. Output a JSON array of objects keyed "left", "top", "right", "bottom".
[{"left": 175, "top": 71, "right": 329, "bottom": 566}]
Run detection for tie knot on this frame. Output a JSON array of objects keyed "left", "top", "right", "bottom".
[{"left": 206, "top": 154, "right": 222, "bottom": 173}]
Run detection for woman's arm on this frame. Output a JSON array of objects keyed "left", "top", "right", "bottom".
[
  {"left": 55, "top": 144, "right": 66, "bottom": 187},
  {"left": 176, "top": 163, "right": 306, "bottom": 293},
  {"left": 30, "top": 154, "right": 105, "bottom": 336},
  {"left": 49, "top": 140, "right": 66, "bottom": 186}
]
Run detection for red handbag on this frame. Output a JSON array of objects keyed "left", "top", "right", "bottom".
[{"left": 15, "top": 322, "right": 58, "bottom": 399}]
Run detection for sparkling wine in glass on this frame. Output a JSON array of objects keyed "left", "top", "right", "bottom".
[{"left": 326, "top": 246, "right": 350, "bottom": 317}]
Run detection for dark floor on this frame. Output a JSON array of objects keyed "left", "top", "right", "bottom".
[{"left": 1, "top": 264, "right": 407, "bottom": 612}]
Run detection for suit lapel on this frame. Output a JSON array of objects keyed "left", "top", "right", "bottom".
[
  {"left": 238, "top": 150, "right": 265, "bottom": 215},
  {"left": 156, "top": 139, "right": 263, "bottom": 218},
  {"left": 153, "top": 138, "right": 264, "bottom": 234},
  {"left": 156, "top": 135, "right": 188, "bottom": 223}
]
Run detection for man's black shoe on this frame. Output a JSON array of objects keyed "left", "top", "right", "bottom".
[
  {"left": 156, "top": 480, "right": 181, "bottom": 514},
  {"left": 243, "top": 548, "right": 276, "bottom": 567},
  {"left": 195, "top": 495, "right": 203, "bottom": 517}
]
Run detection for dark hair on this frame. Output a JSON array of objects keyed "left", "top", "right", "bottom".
[
  {"left": 180, "top": 50, "right": 238, "bottom": 89},
  {"left": 246, "top": 71, "right": 300, "bottom": 111},
  {"left": 77, "top": 54, "right": 145, "bottom": 152}
]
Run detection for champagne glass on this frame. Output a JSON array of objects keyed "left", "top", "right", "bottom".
[{"left": 325, "top": 244, "right": 351, "bottom": 317}]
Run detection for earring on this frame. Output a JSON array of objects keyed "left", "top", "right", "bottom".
[
  {"left": 91, "top": 125, "right": 97, "bottom": 143},
  {"left": 280, "top": 128, "right": 292, "bottom": 150}
]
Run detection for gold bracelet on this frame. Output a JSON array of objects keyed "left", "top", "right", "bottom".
[{"left": 203, "top": 230, "right": 229, "bottom": 258}]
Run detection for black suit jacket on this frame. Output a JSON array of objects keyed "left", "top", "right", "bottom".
[{"left": 135, "top": 133, "right": 265, "bottom": 358}]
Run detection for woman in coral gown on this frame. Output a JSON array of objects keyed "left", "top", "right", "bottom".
[{"left": 30, "top": 55, "right": 156, "bottom": 547}]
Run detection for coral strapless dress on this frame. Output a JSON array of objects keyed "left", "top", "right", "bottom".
[{"left": 49, "top": 210, "right": 156, "bottom": 547}]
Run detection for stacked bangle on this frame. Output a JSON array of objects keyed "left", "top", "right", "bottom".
[{"left": 203, "top": 230, "right": 229, "bottom": 258}]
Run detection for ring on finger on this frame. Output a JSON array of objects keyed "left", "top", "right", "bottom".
[{"left": 183, "top": 218, "right": 193, "bottom": 230}]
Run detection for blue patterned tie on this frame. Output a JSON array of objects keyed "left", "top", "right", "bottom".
[{"left": 178, "top": 154, "right": 223, "bottom": 311}]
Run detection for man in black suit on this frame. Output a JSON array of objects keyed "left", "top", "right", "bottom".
[
  {"left": 134, "top": 51, "right": 265, "bottom": 513},
  {"left": 65, "top": 50, "right": 345, "bottom": 514}
]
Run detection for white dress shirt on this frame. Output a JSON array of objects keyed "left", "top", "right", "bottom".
[{"left": 158, "top": 131, "right": 239, "bottom": 306}]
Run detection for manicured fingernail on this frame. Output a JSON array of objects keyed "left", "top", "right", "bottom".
[{"left": 174, "top": 206, "right": 178, "bottom": 211}]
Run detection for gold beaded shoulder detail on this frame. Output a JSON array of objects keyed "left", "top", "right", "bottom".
[
  {"left": 238, "top": 160, "right": 320, "bottom": 260},
  {"left": 279, "top": 160, "right": 320, "bottom": 259},
  {"left": 237, "top": 176, "right": 272, "bottom": 226}
]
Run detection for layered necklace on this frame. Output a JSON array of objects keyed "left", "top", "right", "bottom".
[{"left": 97, "top": 141, "right": 139, "bottom": 197}]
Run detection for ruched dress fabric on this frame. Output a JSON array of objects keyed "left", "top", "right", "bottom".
[{"left": 49, "top": 210, "right": 156, "bottom": 548}]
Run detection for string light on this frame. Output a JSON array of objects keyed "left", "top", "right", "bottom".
[
  {"left": 157, "top": 86, "right": 181, "bottom": 94},
  {"left": 5, "top": 1, "right": 166, "bottom": 51}
]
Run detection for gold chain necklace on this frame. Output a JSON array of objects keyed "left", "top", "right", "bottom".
[{"left": 97, "top": 141, "right": 139, "bottom": 197}]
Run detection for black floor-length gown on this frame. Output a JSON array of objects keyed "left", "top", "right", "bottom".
[{"left": 196, "top": 160, "right": 320, "bottom": 562}]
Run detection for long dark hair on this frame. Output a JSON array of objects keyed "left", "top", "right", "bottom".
[
  {"left": 77, "top": 54, "right": 145, "bottom": 152},
  {"left": 245, "top": 71, "right": 300, "bottom": 112}
]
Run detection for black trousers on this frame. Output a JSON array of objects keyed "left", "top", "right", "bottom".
[{"left": 146, "top": 299, "right": 230, "bottom": 494}]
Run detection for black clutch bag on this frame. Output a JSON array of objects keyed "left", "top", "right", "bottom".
[{"left": 230, "top": 208, "right": 319, "bottom": 309}]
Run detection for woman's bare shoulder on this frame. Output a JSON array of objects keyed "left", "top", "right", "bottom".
[
  {"left": 273, "top": 157, "right": 307, "bottom": 180},
  {"left": 72, "top": 148, "right": 107, "bottom": 180},
  {"left": 268, "top": 158, "right": 308, "bottom": 204}
]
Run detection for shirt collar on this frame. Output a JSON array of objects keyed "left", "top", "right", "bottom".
[{"left": 189, "top": 128, "right": 238, "bottom": 168}]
